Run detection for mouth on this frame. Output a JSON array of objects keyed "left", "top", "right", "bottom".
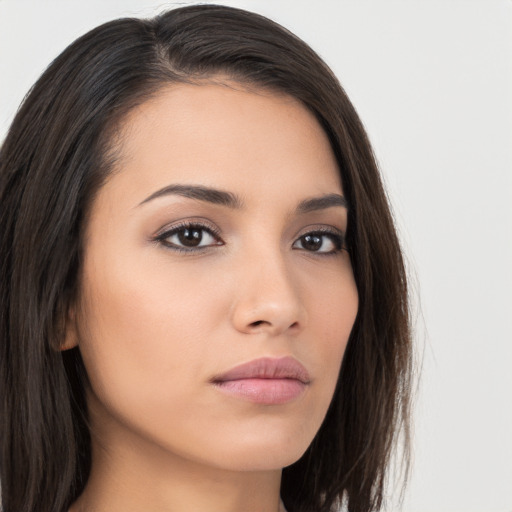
[{"left": 210, "top": 356, "right": 311, "bottom": 405}]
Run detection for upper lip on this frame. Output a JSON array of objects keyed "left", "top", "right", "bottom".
[{"left": 211, "top": 356, "right": 311, "bottom": 384}]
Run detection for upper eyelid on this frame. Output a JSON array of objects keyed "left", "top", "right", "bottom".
[
  {"left": 294, "top": 228, "right": 345, "bottom": 245},
  {"left": 295, "top": 224, "right": 345, "bottom": 239},
  {"left": 153, "top": 219, "right": 221, "bottom": 239},
  {"left": 155, "top": 222, "right": 344, "bottom": 237},
  {"left": 300, "top": 225, "right": 343, "bottom": 234}
]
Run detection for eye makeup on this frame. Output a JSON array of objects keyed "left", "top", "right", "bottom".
[
  {"left": 292, "top": 226, "right": 346, "bottom": 256},
  {"left": 151, "top": 219, "right": 346, "bottom": 256},
  {"left": 152, "top": 220, "right": 224, "bottom": 253}
]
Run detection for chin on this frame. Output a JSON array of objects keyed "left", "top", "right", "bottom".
[{"left": 200, "top": 429, "right": 313, "bottom": 472}]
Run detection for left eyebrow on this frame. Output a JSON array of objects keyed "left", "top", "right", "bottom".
[
  {"left": 295, "top": 193, "right": 349, "bottom": 214},
  {"left": 137, "top": 184, "right": 243, "bottom": 209}
]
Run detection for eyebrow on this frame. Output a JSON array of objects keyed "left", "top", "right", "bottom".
[
  {"left": 138, "top": 184, "right": 243, "bottom": 209},
  {"left": 295, "top": 193, "right": 349, "bottom": 214},
  {"left": 138, "top": 184, "right": 348, "bottom": 213}
]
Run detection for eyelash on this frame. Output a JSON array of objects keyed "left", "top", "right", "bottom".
[{"left": 153, "top": 222, "right": 346, "bottom": 255}]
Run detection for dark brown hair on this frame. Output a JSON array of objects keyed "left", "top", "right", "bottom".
[{"left": 0, "top": 5, "right": 412, "bottom": 512}]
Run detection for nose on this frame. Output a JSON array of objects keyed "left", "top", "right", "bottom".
[{"left": 230, "top": 252, "right": 307, "bottom": 336}]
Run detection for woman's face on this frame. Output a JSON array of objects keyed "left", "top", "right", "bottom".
[{"left": 71, "top": 82, "right": 358, "bottom": 471}]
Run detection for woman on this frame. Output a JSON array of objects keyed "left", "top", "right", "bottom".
[{"left": 0, "top": 5, "right": 412, "bottom": 512}]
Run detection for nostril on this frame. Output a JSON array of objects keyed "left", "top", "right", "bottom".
[{"left": 248, "top": 320, "right": 300, "bottom": 330}]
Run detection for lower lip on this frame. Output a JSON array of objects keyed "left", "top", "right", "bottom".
[{"left": 212, "top": 378, "right": 307, "bottom": 405}]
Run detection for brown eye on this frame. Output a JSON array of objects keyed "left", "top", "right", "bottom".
[
  {"left": 301, "top": 234, "right": 323, "bottom": 251},
  {"left": 157, "top": 223, "right": 223, "bottom": 251},
  {"left": 177, "top": 227, "right": 204, "bottom": 247},
  {"left": 293, "top": 232, "right": 343, "bottom": 254}
]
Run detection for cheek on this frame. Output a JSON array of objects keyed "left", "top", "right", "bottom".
[
  {"left": 76, "top": 251, "right": 222, "bottom": 410},
  {"left": 302, "top": 264, "right": 358, "bottom": 396},
  {"left": 318, "top": 279, "right": 358, "bottom": 357}
]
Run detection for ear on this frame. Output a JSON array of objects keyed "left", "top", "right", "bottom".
[{"left": 59, "top": 305, "right": 79, "bottom": 351}]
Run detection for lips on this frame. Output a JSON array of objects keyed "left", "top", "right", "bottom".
[{"left": 210, "top": 356, "right": 310, "bottom": 404}]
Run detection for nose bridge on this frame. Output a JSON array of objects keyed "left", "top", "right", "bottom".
[{"left": 230, "top": 241, "right": 306, "bottom": 335}]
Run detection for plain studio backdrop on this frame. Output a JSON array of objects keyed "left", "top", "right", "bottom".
[{"left": 1, "top": 1, "right": 511, "bottom": 511}]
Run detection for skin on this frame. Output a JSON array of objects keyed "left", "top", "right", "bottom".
[{"left": 66, "top": 82, "right": 358, "bottom": 512}]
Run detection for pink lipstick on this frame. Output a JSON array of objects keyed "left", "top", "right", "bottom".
[{"left": 210, "top": 356, "right": 310, "bottom": 405}]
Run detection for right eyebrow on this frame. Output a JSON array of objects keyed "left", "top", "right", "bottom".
[
  {"left": 295, "top": 193, "right": 349, "bottom": 214},
  {"left": 137, "top": 184, "right": 244, "bottom": 209}
]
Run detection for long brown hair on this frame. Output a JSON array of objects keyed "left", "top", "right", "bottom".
[{"left": 0, "top": 5, "right": 412, "bottom": 512}]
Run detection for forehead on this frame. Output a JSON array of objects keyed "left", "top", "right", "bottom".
[{"left": 101, "top": 82, "right": 343, "bottom": 209}]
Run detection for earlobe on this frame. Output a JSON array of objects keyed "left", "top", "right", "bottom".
[
  {"left": 60, "top": 329, "right": 79, "bottom": 351},
  {"left": 59, "top": 307, "right": 79, "bottom": 351}
]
